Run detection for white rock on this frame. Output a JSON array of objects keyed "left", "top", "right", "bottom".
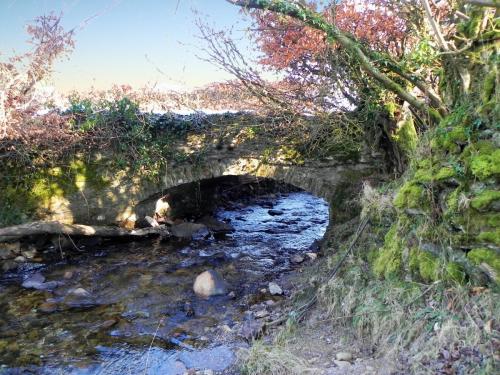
[
  {"left": 291, "top": 254, "right": 305, "bottom": 264},
  {"left": 21, "top": 248, "right": 38, "bottom": 259},
  {"left": 254, "top": 309, "right": 269, "bottom": 319},
  {"left": 193, "top": 269, "right": 228, "bottom": 297},
  {"left": 306, "top": 252, "right": 318, "bottom": 261},
  {"left": 334, "top": 360, "right": 351, "bottom": 368},
  {"left": 268, "top": 282, "right": 283, "bottom": 295},
  {"left": 71, "top": 288, "right": 91, "bottom": 297},
  {"left": 220, "top": 324, "right": 232, "bottom": 333},
  {"left": 336, "top": 352, "right": 353, "bottom": 361}
]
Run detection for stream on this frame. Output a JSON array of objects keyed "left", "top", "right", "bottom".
[{"left": 0, "top": 191, "right": 329, "bottom": 374}]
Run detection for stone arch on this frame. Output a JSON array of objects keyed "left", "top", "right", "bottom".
[
  {"left": 37, "top": 155, "right": 376, "bottom": 226},
  {"left": 130, "top": 157, "right": 376, "bottom": 227}
]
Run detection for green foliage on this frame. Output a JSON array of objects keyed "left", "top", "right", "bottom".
[{"left": 404, "top": 37, "right": 439, "bottom": 70}]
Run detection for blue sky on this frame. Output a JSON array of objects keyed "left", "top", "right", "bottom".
[{"left": 0, "top": 0, "right": 255, "bottom": 92}]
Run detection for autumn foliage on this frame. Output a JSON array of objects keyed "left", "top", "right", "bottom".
[
  {"left": 251, "top": 0, "right": 413, "bottom": 71},
  {"left": 0, "top": 13, "right": 74, "bottom": 141}
]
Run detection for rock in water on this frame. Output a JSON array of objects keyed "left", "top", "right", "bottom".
[
  {"left": 22, "top": 273, "right": 45, "bottom": 289},
  {"left": 71, "top": 287, "right": 91, "bottom": 297},
  {"left": 268, "top": 282, "right": 283, "bottom": 295},
  {"left": 171, "top": 222, "right": 208, "bottom": 240},
  {"left": 198, "top": 215, "right": 234, "bottom": 234},
  {"left": 39, "top": 301, "right": 58, "bottom": 313},
  {"left": 291, "top": 254, "right": 305, "bottom": 264},
  {"left": 336, "top": 352, "right": 353, "bottom": 361},
  {"left": 268, "top": 209, "right": 284, "bottom": 216},
  {"left": 193, "top": 270, "right": 228, "bottom": 297}
]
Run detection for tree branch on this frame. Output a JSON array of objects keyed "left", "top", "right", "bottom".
[
  {"left": 464, "top": 0, "right": 500, "bottom": 8},
  {"left": 225, "top": 0, "right": 445, "bottom": 122}
]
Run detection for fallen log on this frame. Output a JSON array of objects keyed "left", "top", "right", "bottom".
[{"left": 0, "top": 221, "right": 170, "bottom": 242}]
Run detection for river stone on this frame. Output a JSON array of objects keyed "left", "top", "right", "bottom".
[
  {"left": 22, "top": 273, "right": 46, "bottom": 289},
  {"left": 39, "top": 301, "right": 58, "bottom": 313},
  {"left": 2, "top": 260, "right": 17, "bottom": 272},
  {"left": 291, "top": 254, "right": 305, "bottom": 264},
  {"left": 198, "top": 216, "right": 234, "bottom": 233},
  {"left": 254, "top": 309, "right": 269, "bottom": 319},
  {"left": 336, "top": 352, "right": 353, "bottom": 361},
  {"left": 306, "top": 252, "right": 318, "bottom": 261},
  {"left": 171, "top": 222, "right": 208, "bottom": 239},
  {"left": 0, "top": 242, "right": 20, "bottom": 260},
  {"left": 239, "top": 319, "right": 264, "bottom": 341},
  {"left": 268, "top": 209, "right": 284, "bottom": 216},
  {"left": 268, "top": 282, "right": 283, "bottom": 295},
  {"left": 334, "top": 360, "right": 351, "bottom": 368},
  {"left": 21, "top": 248, "right": 38, "bottom": 259},
  {"left": 193, "top": 270, "right": 228, "bottom": 297},
  {"left": 71, "top": 287, "right": 91, "bottom": 297}
]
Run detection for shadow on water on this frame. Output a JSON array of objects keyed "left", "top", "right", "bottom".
[{"left": 0, "top": 191, "right": 329, "bottom": 374}]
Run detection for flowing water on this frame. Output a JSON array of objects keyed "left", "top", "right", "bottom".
[{"left": 0, "top": 191, "right": 329, "bottom": 374}]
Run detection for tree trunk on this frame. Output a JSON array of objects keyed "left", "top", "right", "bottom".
[{"left": 0, "top": 221, "right": 170, "bottom": 242}]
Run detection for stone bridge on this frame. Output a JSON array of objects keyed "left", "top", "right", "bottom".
[{"left": 36, "top": 117, "right": 383, "bottom": 227}]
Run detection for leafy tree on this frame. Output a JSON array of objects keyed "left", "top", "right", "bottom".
[{"left": 225, "top": 0, "right": 450, "bottom": 122}]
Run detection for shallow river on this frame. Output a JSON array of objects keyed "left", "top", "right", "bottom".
[{"left": 0, "top": 191, "right": 329, "bottom": 374}]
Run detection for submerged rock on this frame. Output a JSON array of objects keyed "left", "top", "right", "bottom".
[
  {"left": 268, "top": 209, "right": 284, "bottom": 216},
  {"left": 291, "top": 254, "right": 305, "bottom": 264},
  {"left": 334, "top": 360, "right": 351, "bottom": 368},
  {"left": 0, "top": 242, "right": 20, "bottom": 260},
  {"left": 254, "top": 309, "right": 269, "bottom": 319},
  {"left": 197, "top": 216, "right": 234, "bottom": 234},
  {"left": 70, "top": 287, "right": 91, "bottom": 297},
  {"left": 22, "top": 273, "right": 45, "bottom": 289},
  {"left": 306, "top": 252, "right": 318, "bottom": 261},
  {"left": 171, "top": 223, "right": 208, "bottom": 240},
  {"left": 193, "top": 269, "right": 228, "bottom": 298},
  {"left": 38, "top": 301, "right": 58, "bottom": 313}
]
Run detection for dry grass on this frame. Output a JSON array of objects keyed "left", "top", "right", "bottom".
[{"left": 238, "top": 340, "right": 318, "bottom": 375}]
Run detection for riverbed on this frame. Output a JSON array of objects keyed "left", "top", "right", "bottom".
[{"left": 0, "top": 191, "right": 329, "bottom": 374}]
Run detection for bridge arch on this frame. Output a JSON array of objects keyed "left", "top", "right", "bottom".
[{"left": 38, "top": 155, "right": 377, "bottom": 227}]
